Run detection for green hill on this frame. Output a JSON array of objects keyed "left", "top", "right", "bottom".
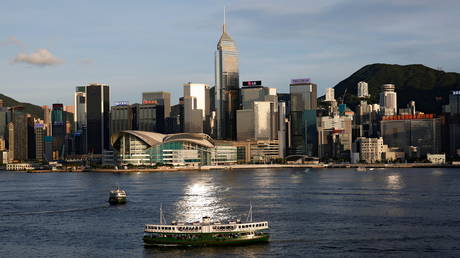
[
  {"left": 333, "top": 63, "right": 460, "bottom": 114},
  {"left": 0, "top": 93, "right": 44, "bottom": 119}
]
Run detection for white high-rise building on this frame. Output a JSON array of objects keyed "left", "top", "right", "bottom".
[
  {"left": 183, "top": 82, "right": 209, "bottom": 120},
  {"left": 325, "top": 88, "right": 335, "bottom": 102},
  {"left": 183, "top": 83, "right": 209, "bottom": 133},
  {"left": 379, "top": 84, "right": 397, "bottom": 116},
  {"left": 357, "top": 81, "right": 369, "bottom": 98}
]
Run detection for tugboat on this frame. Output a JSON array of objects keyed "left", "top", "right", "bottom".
[
  {"left": 108, "top": 186, "right": 127, "bottom": 204},
  {"left": 143, "top": 204, "right": 269, "bottom": 247}
]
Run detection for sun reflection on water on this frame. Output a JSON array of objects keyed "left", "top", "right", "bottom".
[
  {"left": 386, "top": 174, "right": 404, "bottom": 190},
  {"left": 173, "top": 179, "right": 231, "bottom": 223}
]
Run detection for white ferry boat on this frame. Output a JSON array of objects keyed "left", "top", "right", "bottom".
[
  {"left": 108, "top": 186, "right": 127, "bottom": 204},
  {"left": 143, "top": 204, "right": 269, "bottom": 247}
]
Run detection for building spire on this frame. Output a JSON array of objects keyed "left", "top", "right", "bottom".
[{"left": 223, "top": 6, "right": 227, "bottom": 33}]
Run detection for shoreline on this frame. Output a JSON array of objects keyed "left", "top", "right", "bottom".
[{"left": 12, "top": 163, "right": 460, "bottom": 173}]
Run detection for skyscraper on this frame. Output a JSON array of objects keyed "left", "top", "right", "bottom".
[
  {"left": 357, "top": 81, "right": 369, "bottom": 98},
  {"left": 379, "top": 84, "right": 397, "bottom": 116},
  {"left": 85, "top": 83, "right": 110, "bottom": 154},
  {"left": 289, "top": 78, "right": 318, "bottom": 156},
  {"left": 52, "top": 103, "right": 66, "bottom": 157},
  {"left": 142, "top": 91, "right": 170, "bottom": 118},
  {"left": 35, "top": 123, "right": 45, "bottom": 162},
  {"left": 215, "top": 10, "right": 239, "bottom": 140},
  {"left": 74, "top": 87, "right": 87, "bottom": 154},
  {"left": 325, "top": 88, "right": 335, "bottom": 102}
]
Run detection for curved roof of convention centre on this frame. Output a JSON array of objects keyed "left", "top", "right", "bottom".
[{"left": 111, "top": 130, "right": 215, "bottom": 149}]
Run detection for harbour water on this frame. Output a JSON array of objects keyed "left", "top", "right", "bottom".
[{"left": 1, "top": 168, "right": 460, "bottom": 257}]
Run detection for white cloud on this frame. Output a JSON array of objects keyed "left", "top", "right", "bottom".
[{"left": 12, "top": 48, "right": 62, "bottom": 66}]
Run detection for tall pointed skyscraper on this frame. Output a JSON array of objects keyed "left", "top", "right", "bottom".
[{"left": 214, "top": 8, "right": 240, "bottom": 140}]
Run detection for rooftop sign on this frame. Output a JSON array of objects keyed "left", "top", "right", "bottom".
[
  {"left": 143, "top": 100, "right": 158, "bottom": 105},
  {"left": 290, "top": 78, "right": 311, "bottom": 84},
  {"left": 242, "top": 81, "right": 262, "bottom": 87},
  {"left": 115, "top": 101, "right": 129, "bottom": 106}
]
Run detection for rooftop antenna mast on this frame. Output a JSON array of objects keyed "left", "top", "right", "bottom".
[{"left": 223, "top": 6, "right": 227, "bottom": 32}]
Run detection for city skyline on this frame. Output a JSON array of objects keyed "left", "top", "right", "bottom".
[{"left": 1, "top": 0, "right": 460, "bottom": 106}]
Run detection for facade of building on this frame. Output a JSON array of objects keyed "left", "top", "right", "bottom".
[
  {"left": 7, "top": 118, "right": 28, "bottom": 162},
  {"left": 183, "top": 83, "right": 209, "bottom": 117},
  {"left": 427, "top": 153, "right": 446, "bottom": 164},
  {"left": 136, "top": 103, "right": 164, "bottom": 133},
  {"left": 379, "top": 84, "right": 397, "bottom": 116},
  {"left": 357, "top": 81, "right": 369, "bottom": 98},
  {"left": 74, "top": 87, "right": 87, "bottom": 153},
  {"left": 167, "top": 101, "right": 184, "bottom": 133},
  {"left": 380, "top": 115, "right": 442, "bottom": 158},
  {"left": 212, "top": 143, "right": 238, "bottom": 165},
  {"left": 34, "top": 123, "right": 45, "bottom": 162},
  {"left": 278, "top": 102, "right": 288, "bottom": 158},
  {"left": 240, "top": 86, "right": 277, "bottom": 110},
  {"left": 237, "top": 85, "right": 278, "bottom": 142},
  {"left": 183, "top": 96, "right": 204, "bottom": 133},
  {"left": 231, "top": 140, "right": 280, "bottom": 163},
  {"left": 214, "top": 17, "right": 239, "bottom": 140},
  {"left": 110, "top": 102, "right": 164, "bottom": 136},
  {"left": 236, "top": 101, "right": 278, "bottom": 141},
  {"left": 358, "top": 137, "right": 385, "bottom": 163},
  {"left": 51, "top": 103, "right": 66, "bottom": 157},
  {"left": 325, "top": 88, "right": 335, "bottom": 102},
  {"left": 42, "top": 105, "right": 52, "bottom": 136},
  {"left": 110, "top": 103, "right": 134, "bottom": 136},
  {"left": 444, "top": 91, "right": 460, "bottom": 158},
  {"left": 85, "top": 83, "right": 110, "bottom": 154},
  {"left": 183, "top": 83, "right": 209, "bottom": 133},
  {"left": 142, "top": 91, "right": 171, "bottom": 119},
  {"left": 112, "top": 130, "right": 215, "bottom": 166},
  {"left": 0, "top": 104, "right": 8, "bottom": 140},
  {"left": 317, "top": 115, "right": 353, "bottom": 160},
  {"left": 289, "top": 79, "right": 317, "bottom": 156}
]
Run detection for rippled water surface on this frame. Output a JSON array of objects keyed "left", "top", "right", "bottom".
[{"left": 1, "top": 168, "right": 460, "bottom": 257}]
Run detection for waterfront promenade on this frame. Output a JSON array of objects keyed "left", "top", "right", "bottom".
[{"left": 15, "top": 162, "right": 460, "bottom": 173}]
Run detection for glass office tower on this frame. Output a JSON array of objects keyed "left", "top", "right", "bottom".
[
  {"left": 86, "top": 84, "right": 110, "bottom": 154},
  {"left": 215, "top": 17, "right": 239, "bottom": 140}
]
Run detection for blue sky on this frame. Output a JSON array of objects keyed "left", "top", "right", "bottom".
[{"left": 1, "top": 0, "right": 459, "bottom": 106}]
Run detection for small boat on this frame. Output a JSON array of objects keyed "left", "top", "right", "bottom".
[
  {"left": 143, "top": 204, "right": 269, "bottom": 247},
  {"left": 108, "top": 186, "right": 127, "bottom": 204},
  {"left": 356, "top": 167, "right": 366, "bottom": 172}
]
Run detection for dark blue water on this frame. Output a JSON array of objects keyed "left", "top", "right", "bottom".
[{"left": 1, "top": 168, "right": 460, "bottom": 257}]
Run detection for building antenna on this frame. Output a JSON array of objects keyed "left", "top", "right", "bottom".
[{"left": 223, "top": 6, "right": 227, "bottom": 32}]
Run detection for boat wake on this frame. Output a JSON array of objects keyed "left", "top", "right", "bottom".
[{"left": 1, "top": 204, "right": 109, "bottom": 216}]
